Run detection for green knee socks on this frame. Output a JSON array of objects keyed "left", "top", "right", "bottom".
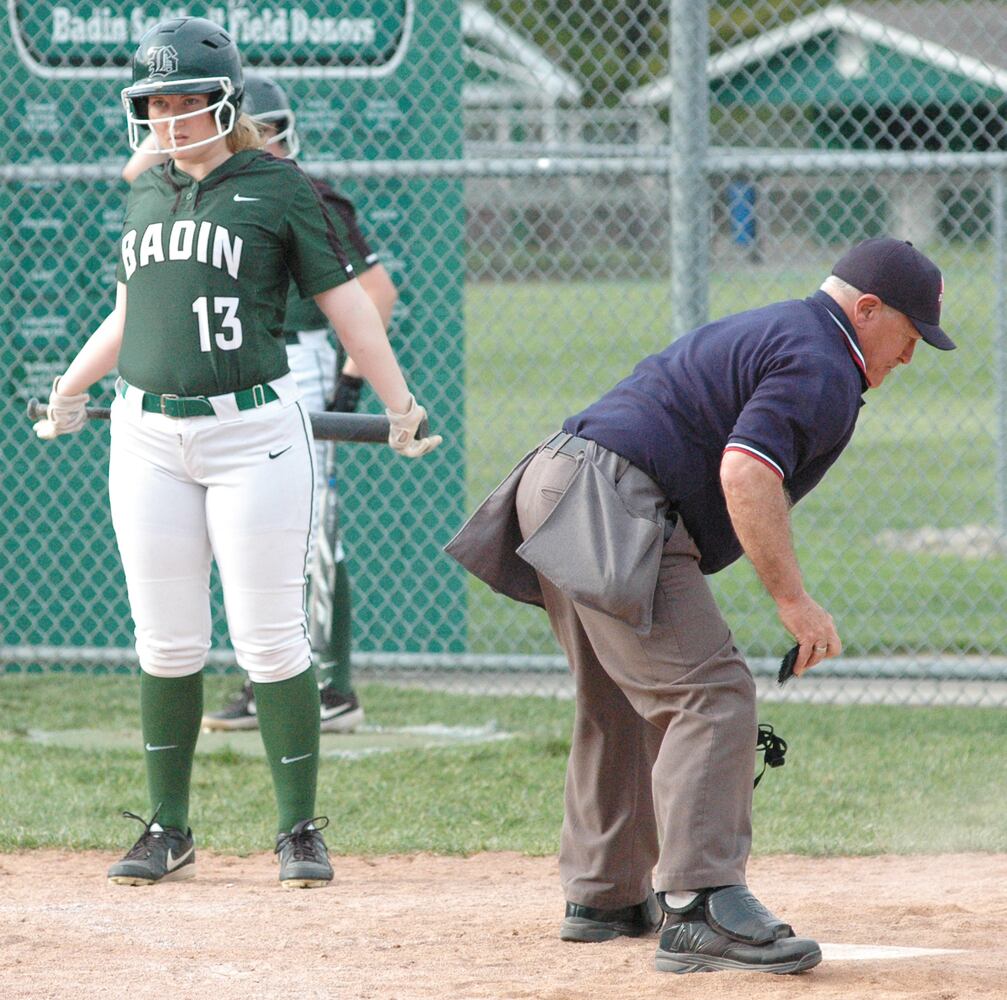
[
  {"left": 140, "top": 667, "right": 321, "bottom": 836},
  {"left": 253, "top": 668, "right": 321, "bottom": 832},
  {"left": 140, "top": 670, "right": 203, "bottom": 832}
]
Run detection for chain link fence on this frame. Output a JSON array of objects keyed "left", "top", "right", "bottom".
[{"left": 5, "top": 1, "right": 1007, "bottom": 705}]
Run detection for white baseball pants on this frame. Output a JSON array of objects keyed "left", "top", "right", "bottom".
[{"left": 108, "top": 373, "right": 316, "bottom": 683}]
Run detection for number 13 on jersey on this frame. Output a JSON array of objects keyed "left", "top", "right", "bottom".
[{"left": 192, "top": 296, "right": 243, "bottom": 351}]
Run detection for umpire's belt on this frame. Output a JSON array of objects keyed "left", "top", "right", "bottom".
[
  {"left": 122, "top": 382, "right": 279, "bottom": 418},
  {"left": 543, "top": 431, "right": 594, "bottom": 458}
]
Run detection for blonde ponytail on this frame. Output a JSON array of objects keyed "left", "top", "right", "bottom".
[{"left": 227, "top": 113, "right": 263, "bottom": 153}]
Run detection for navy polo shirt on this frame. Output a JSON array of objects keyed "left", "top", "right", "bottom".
[{"left": 564, "top": 290, "right": 868, "bottom": 574}]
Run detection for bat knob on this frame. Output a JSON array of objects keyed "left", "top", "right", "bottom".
[
  {"left": 27, "top": 398, "right": 44, "bottom": 421},
  {"left": 416, "top": 415, "right": 429, "bottom": 440}
]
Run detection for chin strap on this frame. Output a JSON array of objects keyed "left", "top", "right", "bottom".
[{"left": 754, "top": 723, "right": 788, "bottom": 788}]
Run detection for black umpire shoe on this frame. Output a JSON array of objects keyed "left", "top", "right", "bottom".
[
  {"left": 560, "top": 891, "right": 664, "bottom": 942},
  {"left": 655, "top": 886, "right": 821, "bottom": 974},
  {"left": 201, "top": 680, "right": 258, "bottom": 731},
  {"left": 275, "top": 817, "right": 333, "bottom": 889},
  {"left": 107, "top": 810, "right": 195, "bottom": 886}
]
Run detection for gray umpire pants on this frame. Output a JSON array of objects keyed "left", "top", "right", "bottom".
[{"left": 514, "top": 441, "right": 757, "bottom": 908}]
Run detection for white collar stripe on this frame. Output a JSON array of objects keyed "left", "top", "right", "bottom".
[
  {"left": 724, "top": 443, "right": 784, "bottom": 479},
  {"left": 825, "top": 309, "right": 867, "bottom": 374}
]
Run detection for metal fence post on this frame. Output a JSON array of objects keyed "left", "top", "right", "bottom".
[
  {"left": 994, "top": 170, "right": 1007, "bottom": 533},
  {"left": 669, "top": 0, "right": 711, "bottom": 337}
]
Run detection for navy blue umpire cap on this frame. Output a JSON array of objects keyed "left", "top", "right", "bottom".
[{"left": 832, "top": 238, "right": 955, "bottom": 350}]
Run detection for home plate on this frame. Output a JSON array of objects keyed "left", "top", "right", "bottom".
[{"left": 821, "top": 943, "right": 965, "bottom": 961}]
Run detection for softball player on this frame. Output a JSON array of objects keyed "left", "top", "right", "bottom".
[
  {"left": 123, "top": 74, "right": 395, "bottom": 734},
  {"left": 33, "top": 16, "right": 440, "bottom": 888}
]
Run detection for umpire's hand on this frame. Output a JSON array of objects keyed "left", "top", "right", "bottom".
[
  {"left": 327, "top": 372, "right": 364, "bottom": 413},
  {"left": 776, "top": 592, "right": 841, "bottom": 677}
]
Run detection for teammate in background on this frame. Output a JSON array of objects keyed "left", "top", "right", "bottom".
[
  {"left": 123, "top": 73, "right": 396, "bottom": 734},
  {"left": 34, "top": 17, "right": 439, "bottom": 889},
  {"left": 447, "top": 239, "right": 953, "bottom": 973}
]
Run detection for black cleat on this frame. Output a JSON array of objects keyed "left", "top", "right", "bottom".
[
  {"left": 107, "top": 810, "right": 195, "bottom": 886},
  {"left": 560, "top": 891, "right": 664, "bottom": 942},
  {"left": 319, "top": 684, "right": 364, "bottom": 733},
  {"left": 202, "top": 680, "right": 258, "bottom": 731},
  {"left": 275, "top": 817, "right": 333, "bottom": 888},
  {"left": 205, "top": 681, "right": 364, "bottom": 733}
]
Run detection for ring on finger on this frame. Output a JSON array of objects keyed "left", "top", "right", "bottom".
[{"left": 813, "top": 642, "right": 828, "bottom": 652}]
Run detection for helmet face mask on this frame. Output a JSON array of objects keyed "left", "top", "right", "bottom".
[
  {"left": 123, "top": 79, "right": 237, "bottom": 154},
  {"left": 121, "top": 17, "right": 243, "bottom": 155},
  {"left": 252, "top": 108, "right": 300, "bottom": 158}
]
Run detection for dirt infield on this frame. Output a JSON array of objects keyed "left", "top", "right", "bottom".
[{"left": 2, "top": 851, "right": 1005, "bottom": 999}]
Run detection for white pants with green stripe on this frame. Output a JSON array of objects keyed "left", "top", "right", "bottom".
[
  {"left": 284, "top": 329, "right": 345, "bottom": 565},
  {"left": 108, "top": 376, "right": 316, "bottom": 683}
]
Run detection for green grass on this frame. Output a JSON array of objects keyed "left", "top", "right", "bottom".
[
  {"left": 2, "top": 675, "right": 1005, "bottom": 857},
  {"left": 463, "top": 251, "right": 1007, "bottom": 657}
]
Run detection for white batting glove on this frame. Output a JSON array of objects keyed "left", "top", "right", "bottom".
[
  {"left": 33, "top": 377, "right": 89, "bottom": 441},
  {"left": 386, "top": 394, "right": 443, "bottom": 458}
]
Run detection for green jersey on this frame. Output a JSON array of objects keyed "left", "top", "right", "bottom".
[{"left": 116, "top": 150, "right": 355, "bottom": 396}]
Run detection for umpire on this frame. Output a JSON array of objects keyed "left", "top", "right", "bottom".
[{"left": 446, "top": 238, "right": 954, "bottom": 974}]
